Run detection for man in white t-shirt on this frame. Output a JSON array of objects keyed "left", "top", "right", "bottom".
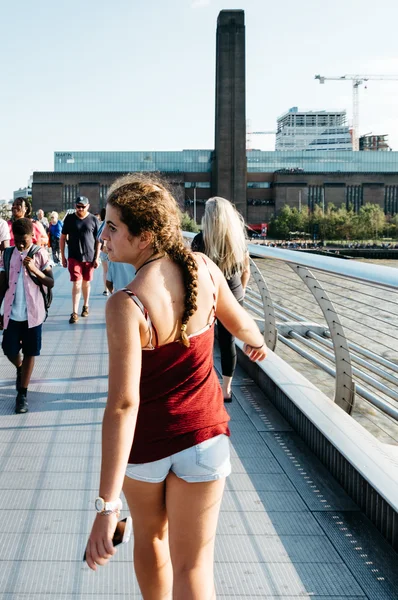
[{"left": 0, "top": 218, "right": 10, "bottom": 251}]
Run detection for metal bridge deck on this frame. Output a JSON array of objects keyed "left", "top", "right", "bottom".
[{"left": 0, "top": 268, "right": 397, "bottom": 599}]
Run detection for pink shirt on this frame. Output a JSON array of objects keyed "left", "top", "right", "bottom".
[
  {"left": 0, "top": 246, "right": 50, "bottom": 329},
  {"left": 8, "top": 220, "right": 48, "bottom": 247}
]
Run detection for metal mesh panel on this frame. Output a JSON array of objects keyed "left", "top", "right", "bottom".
[{"left": 243, "top": 358, "right": 398, "bottom": 551}]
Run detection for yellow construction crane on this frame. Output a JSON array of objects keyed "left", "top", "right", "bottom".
[{"left": 315, "top": 74, "right": 398, "bottom": 151}]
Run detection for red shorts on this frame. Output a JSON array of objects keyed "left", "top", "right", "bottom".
[{"left": 68, "top": 258, "right": 95, "bottom": 282}]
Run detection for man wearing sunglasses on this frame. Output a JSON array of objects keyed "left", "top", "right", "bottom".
[{"left": 60, "top": 197, "right": 100, "bottom": 324}]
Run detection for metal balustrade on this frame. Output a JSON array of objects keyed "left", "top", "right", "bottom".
[
  {"left": 184, "top": 231, "right": 398, "bottom": 551},
  {"left": 244, "top": 248, "right": 398, "bottom": 426},
  {"left": 185, "top": 231, "right": 398, "bottom": 426}
]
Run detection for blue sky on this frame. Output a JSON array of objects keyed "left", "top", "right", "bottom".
[{"left": 1, "top": 0, "right": 398, "bottom": 200}]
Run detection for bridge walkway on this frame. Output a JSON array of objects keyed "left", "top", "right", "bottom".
[{"left": 0, "top": 268, "right": 397, "bottom": 599}]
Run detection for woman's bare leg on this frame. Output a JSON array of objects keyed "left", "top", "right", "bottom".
[
  {"left": 166, "top": 473, "right": 225, "bottom": 600},
  {"left": 123, "top": 476, "right": 172, "bottom": 600}
]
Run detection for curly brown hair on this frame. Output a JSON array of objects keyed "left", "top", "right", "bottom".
[
  {"left": 107, "top": 173, "right": 198, "bottom": 347},
  {"left": 13, "top": 197, "right": 32, "bottom": 219}
]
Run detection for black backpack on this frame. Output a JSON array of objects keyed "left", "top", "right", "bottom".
[{"left": 3, "top": 245, "right": 53, "bottom": 319}]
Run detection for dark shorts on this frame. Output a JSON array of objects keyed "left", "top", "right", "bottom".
[
  {"left": 2, "top": 320, "right": 42, "bottom": 357},
  {"left": 68, "top": 258, "right": 94, "bottom": 282}
]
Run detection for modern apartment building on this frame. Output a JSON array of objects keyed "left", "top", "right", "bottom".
[{"left": 276, "top": 107, "right": 352, "bottom": 151}]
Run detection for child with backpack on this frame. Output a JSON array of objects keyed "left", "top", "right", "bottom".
[{"left": 0, "top": 218, "right": 54, "bottom": 414}]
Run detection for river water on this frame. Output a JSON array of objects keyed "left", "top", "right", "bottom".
[{"left": 357, "top": 258, "right": 398, "bottom": 269}]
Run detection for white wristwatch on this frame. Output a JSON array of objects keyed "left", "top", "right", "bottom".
[{"left": 95, "top": 497, "right": 122, "bottom": 515}]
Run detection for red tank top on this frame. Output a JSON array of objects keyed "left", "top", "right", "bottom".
[{"left": 122, "top": 266, "right": 230, "bottom": 464}]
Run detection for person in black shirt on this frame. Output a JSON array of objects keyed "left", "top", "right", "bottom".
[{"left": 60, "top": 197, "right": 100, "bottom": 323}]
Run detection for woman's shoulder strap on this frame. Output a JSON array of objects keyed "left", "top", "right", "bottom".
[
  {"left": 120, "top": 288, "right": 158, "bottom": 349},
  {"left": 121, "top": 288, "right": 144, "bottom": 313}
]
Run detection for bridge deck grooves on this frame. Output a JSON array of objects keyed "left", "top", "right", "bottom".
[{"left": 0, "top": 268, "right": 396, "bottom": 598}]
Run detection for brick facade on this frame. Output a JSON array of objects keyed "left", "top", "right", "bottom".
[{"left": 32, "top": 170, "right": 398, "bottom": 219}]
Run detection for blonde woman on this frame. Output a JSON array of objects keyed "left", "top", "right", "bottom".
[{"left": 192, "top": 197, "right": 251, "bottom": 402}]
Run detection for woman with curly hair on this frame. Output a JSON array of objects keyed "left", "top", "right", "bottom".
[
  {"left": 84, "top": 174, "right": 266, "bottom": 599},
  {"left": 8, "top": 197, "right": 48, "bottom": 247}
]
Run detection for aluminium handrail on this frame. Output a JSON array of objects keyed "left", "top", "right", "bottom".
[
  {"left": 247, "top": 243, "right": 398, "bottom": 290},
  {"left": 323, "top": 331, "right": 398, "bottom": 374},
  {"left": 184, "top": 231, "right": 398, "bottom": 422},
  {"left": 288, "top": 331, "right": 398, "bottom": 409},
  {"left": 307, "top": 331, "right": 398, "bottom": 387},
  {"left": 184, "top": 231, "right": 398, "bottom": 290},
  {"left": 245, "top": 285, "right": 398, "bottom": 420},
  {"left": 281, "top": 334, "right": 398, "bottom": 421},
  {"left": 247, "top": 287, "right": 398, "bottom": 386}
]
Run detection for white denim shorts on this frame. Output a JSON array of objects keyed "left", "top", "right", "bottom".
[{"left": 125, "top": 434, "right": 231, "bottom": 483}]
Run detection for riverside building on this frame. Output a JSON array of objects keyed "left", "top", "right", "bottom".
[
  {"left": 31, "top": 10, "right": 398, "bottom": 221},
  {"left": 32, "top": 149, "right": 398, "bottom": 221}
]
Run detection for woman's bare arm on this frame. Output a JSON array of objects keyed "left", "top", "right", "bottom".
[
  {"left": 85, "top": 291, "right": 142, "bottom": 570},
  {"left": 99, "top": 292, "right": 142, "bottom": 500},
  {"left": 211, "top": 260, "right": 266, "bottom": 360},
  {"left": 240, "top": 253, "right": 250, "bottom": 291}
]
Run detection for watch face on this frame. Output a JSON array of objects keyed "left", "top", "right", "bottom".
[{"left": 95, "top": 497, "right": 104, "bottom": 512}]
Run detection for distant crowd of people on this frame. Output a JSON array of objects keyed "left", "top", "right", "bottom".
[
  {"left": 341, "top": 242, "right": 398, "bottom": 249},
  {"left": 0, "top": 196, "right": 142, "bottom": 414},
  {"left": 250, "top": 237, "right": 398, "bottom": 250},
  {"left": 0, "top": 182, "right": 267, "bottom": 597},
  {"left": 251, "top": 239, "right": 322, "bottom": 249}
]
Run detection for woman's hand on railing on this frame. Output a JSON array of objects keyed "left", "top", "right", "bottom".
[{"left": 243, "top": 342, "right": 267, "bottom": 362}]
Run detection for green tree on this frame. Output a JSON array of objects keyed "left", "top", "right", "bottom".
[
  {"left": 180, "top": 211, "right": 200, "bottom": 233},
  {"left": 354, "top": 204, "right": 386, "bottom": 239},
  {"left": 334, "top": 205, "right": 355, "bottom": 240},
  {"left": 268, "top": 205, "right": 309, "bottom": 239},
  {"left": 383, "top": 213, "right": 398, "bottom": 240},
  {"left": 269, "top": 202, "right": 393, "bottom": 242},
  {"left": 268, "top": 215, "right": 290, "bottom": 239}
]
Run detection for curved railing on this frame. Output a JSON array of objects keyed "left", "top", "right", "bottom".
[
  {"left": 184, "top": 231, "right": 398, "bottom": 549},
  {"left": 245, "top": 245, "right": 398, "bottom": 424},
  {"left": 184, "top": 232, "right": 398, "bottom": 425},
  {"left": 185, "top": 232, "right": 398, "bottom": 551}
]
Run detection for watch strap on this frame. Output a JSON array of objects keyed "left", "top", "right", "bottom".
[{"left": 95, "top": 497, "right": 123, "bottom": 515}]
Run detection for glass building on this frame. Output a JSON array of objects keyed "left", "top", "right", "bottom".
[
  {"left": 54, "top": 149, "right": 398, "bottom": 175},
  {"left": 31, "top": 148, "right": 398, "bottom": 217},
  {"left": 247, "top": 150, "right": 398, "bottom": 173},
  {"left": 54, "top": 150, "right": 212, "bottom": 173}
]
